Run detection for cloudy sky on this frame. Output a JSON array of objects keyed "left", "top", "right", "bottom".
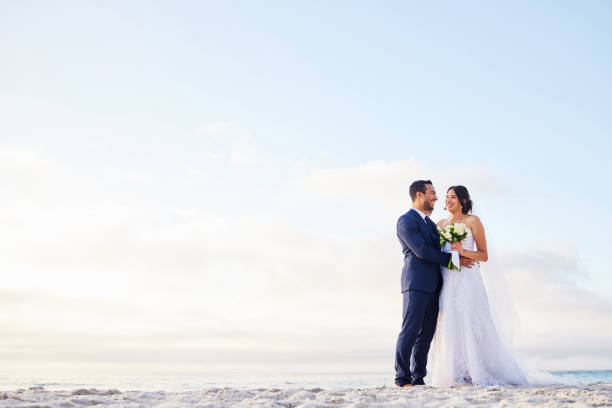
[{"left": 1, "top": 1, "right": 611, "bottom": 375}]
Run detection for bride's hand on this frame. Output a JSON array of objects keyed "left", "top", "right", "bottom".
[
  {"left": 459, "top": 256, "right": 476, "bottom": 268},
  {"left": 451, "top": 241, "right": 463, "bottom": 254}
]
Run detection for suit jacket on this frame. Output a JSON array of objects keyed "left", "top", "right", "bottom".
[{"left": 397, "top": 208, "right": 451, "bottom": 293}]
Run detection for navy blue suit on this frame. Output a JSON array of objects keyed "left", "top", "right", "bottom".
[{"left": 394, "top": 208, "right": 451, "bottom": 386}]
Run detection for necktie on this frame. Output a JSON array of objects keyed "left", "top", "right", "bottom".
[{"left": 425, "top": 216, "right": 436, "bottom": 233}]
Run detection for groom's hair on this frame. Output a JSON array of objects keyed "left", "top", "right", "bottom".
[{"left": 409, "top": 180, "right": 432, "bottom": 202}]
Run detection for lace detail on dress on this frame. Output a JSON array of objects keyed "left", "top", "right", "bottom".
[{"left": 472, "top": 316, "right": 485, "bottom": 341}]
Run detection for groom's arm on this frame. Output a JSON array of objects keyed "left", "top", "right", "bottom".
[{"left": 397, "top": 216, "right": 451, "bottom": 266}]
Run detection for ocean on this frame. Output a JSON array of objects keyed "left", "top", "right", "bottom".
[{"left": 0, "top": 370, "right": 610, "bottom": 392}]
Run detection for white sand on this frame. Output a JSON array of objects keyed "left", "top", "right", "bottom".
[{"left": 0, "top": 383, "right": 610, "bottom": 407}]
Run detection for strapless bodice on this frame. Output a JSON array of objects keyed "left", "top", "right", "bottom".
[{"left": 461, "top": 228, "right": 475, "bottom": 250}]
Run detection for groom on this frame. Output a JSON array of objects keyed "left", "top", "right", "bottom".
[{"left": 394, "top": 180, "right": 473, "bottom": 387}]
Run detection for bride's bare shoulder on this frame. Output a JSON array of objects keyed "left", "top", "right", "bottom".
[
  {"left": 467, "top": 214, "right": 481, "bottom": 222},
  {"left": 465, "top": 215, "right": 484, "bottom": 229}
]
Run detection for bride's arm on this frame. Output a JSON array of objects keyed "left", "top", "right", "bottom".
[{"left": 453, "top": 216, "right": 488, "bottom": 262}]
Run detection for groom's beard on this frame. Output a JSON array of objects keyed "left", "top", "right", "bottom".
[{"left": 424, "top": 201, "right": 435, "bottom": 212}]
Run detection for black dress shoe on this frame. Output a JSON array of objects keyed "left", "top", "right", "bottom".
[
  {"left": 412, "top": 378, "right": 426, "bottom": 385},
  {"left": 395, "top": 378, "right": 412, "bottom": 387}
]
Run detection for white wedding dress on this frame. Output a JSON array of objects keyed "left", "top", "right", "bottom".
[{"left": 429, "top": 228, "right": 528, "bottom": 387}]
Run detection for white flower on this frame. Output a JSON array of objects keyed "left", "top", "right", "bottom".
[
  {"left": 442, "top": 231, "right": 452, "bottom": 240},
  {"left": 453, "top": 223, "right": 466, "bottom": 235}
]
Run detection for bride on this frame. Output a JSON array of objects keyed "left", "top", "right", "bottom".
[{"left": 429, "top": 185, "right": 528, "bottom": 386}]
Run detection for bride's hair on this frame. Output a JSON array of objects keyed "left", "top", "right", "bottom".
[{"left": 447, "top": 185, "right": 473, "bottom": 214}]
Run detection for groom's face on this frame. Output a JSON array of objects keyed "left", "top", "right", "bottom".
[{"left": 422, "top": 184, "right": 438, "bottom": 212}]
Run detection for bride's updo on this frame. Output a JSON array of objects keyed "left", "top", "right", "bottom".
[{"left": 448, "top": 185, "right": 473, "bottom": 215}]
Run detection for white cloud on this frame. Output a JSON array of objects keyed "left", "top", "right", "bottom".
[
  {"left": 198, "top": 122, "right": 233, "bottom": 137},
  {"left": 105, "top": 168, "right": 154, "bottom": 185},
  {"left": 294, "top": 159, "right": 503, "bottom": 211},
  {"left": 0, "top": 146, "right": 50, "bottom": 168},
  {"left": 291, "top": 157, "right": 317, "bottom": 170},
  {"left": 0, "top": 145, "right": 158, "bottom": 206},
  {"left": 482, "top": 245, "right": 612, "bottom": 368},
  {"left": 197, "top": 122, "right": 263, "bottom": 167},
  {"left": 0, "top": 148, "right": 609, "bottom": 372}
]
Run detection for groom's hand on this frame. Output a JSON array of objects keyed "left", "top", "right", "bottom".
[{"left": 459, "top": 256, "right": 476, "bottom": 268}]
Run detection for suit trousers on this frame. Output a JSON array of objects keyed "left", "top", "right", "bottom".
[{"left": 394, "top": 289, "right": 440, "bottom": 386}]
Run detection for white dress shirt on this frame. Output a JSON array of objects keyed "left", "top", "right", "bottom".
[{"left": 413, "top": 208, "right": 427, "bottom": 220}]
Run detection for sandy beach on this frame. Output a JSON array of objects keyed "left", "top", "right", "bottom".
[{"left": 1, "top": 383, "right": 610, "bottom": 407}]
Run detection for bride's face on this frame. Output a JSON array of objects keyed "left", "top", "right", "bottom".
[{"left": 445, "top": 189, "right": 462, "bottom": 213}]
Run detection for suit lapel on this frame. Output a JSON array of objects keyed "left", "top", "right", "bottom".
[
  {"left": 425, "top": 217, "right": 437, "bottom": 243},
  {"left": 429, "top": 218, "right": 441, "bottom": 247},
  {"left": 410, "top": 209, "right": 436, "bottom": 244}
]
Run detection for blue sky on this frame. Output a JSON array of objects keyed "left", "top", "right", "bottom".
[{"left": 1, "top": 1, "right": 611, "bottom": 373}]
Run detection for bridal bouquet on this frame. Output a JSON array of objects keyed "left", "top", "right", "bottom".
[{"left": 438, "top": 223, "right": 470, "bottom": 271}]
